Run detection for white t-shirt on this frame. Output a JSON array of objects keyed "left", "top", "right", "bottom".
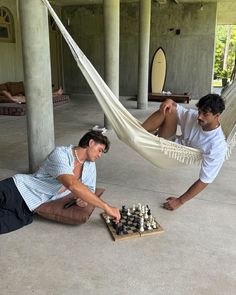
[{"left": 176, "top": 104, "right": 227, "bottom": 183}]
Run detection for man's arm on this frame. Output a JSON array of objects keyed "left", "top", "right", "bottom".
[
  {"left": 163, "top": 179, "right": 208, "bottom": 210},
  {"left": 57, "top": 174, "right": 120, "bottom": 222}
]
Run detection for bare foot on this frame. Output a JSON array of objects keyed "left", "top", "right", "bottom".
[
  {"left": 57, "top": 87, "right": 63, "bottom": 95},
  {"left": 53, "top": 87, "right": 63, "bottom": 96},
  {"left": 76, "top": 198, "right": 88, "bottom": 208},
  {"left": 12, "top": 95, "right": 26, "bottom": 104}
]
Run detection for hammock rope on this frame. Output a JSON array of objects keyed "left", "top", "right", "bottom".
[{"left": 42, "top": 0, "right": 235, "bottom": 168}]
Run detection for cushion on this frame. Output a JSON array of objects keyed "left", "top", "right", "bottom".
[
  {"left": 0, "top": 83, "right": 8, "bottom": 92},
  {"left": 35, "top": 188, "right": 105, "bottom": 225},
  {"left": 0, "top": 103, "right": 26, "bottom": 116},
  {"left": 6, "top": 81, "right": 25, "bottom": 96}
]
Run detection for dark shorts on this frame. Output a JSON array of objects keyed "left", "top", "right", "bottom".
[{"left": 0, "top": 177, "right": 33, "bottom": 234}]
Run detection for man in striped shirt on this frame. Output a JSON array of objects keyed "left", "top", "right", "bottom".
[{"left": 0, "top": 131, "right": 120, "bottom": 234}]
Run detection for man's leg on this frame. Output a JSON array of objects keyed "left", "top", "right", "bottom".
[
  {"left": 1, "top": 90, "right": 15, "bottom": 102},
  {"left": 142, "top": 109, "right": 166, "bottom": 133},
  {"left": 0, "top": 178, "right": 33, "bottom": 234},
  {"left": 142, "top": 107, "right": 178, "bottom": 139}
]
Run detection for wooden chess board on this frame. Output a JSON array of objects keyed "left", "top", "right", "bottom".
[{"left": 101, "top": 205, "right": 164, "bottom": 241}]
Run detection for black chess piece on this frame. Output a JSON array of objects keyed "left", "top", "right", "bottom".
[
  {"left": 116, "top": 223, "right": 123, "bottom": 235},
  {"left": 111, "top": 219, "right": 117, "bottom": 229}
]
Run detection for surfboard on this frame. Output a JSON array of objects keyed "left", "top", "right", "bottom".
[{"left": 151, "top": 47, "right": 166, "bottom": 93}]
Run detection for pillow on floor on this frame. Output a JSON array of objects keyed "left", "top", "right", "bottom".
[
  {"left": 35, "top": 188, "right": 105, "bottom": 225},
  {"left": 7, "top": 81, "right": 25, "bottom": 96}
]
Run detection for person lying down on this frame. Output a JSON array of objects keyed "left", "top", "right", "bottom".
[{"left": 0, "top": 87, "right": 63, "bottom": 104}]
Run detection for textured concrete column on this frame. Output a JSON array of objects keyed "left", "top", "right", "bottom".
[
  {"left": 103, "top": 0, "right": 120, "bottom": 129},
  {"left": 19, "top": 0, "right": 55, "bottom": 172},
  {"left": 137, "top": 0, "right": 151, "bottom": 109}
]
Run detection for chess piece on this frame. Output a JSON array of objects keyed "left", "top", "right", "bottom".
[
  {"left": 132, "top": 204, "right": 136, "bottom": 212},
  {"left": 106, "top": 215, "right": 110, "bottom": 223},
  {"left": 127, "top": 208, "right": 131, "bottom": 216},
  {"left": 144, "top": 207, "right": 148, "bottom": 220},
  {"left": 139, "top": 216, "right": 144, "bottom": 232},
  {"left": 122, "top": 205, "right": 126, "bottom": 213},
  {"left": 147, "top": 221, "right": 152, "bottom": 230},
  {"left": 141, "top": 205, "right": 145, "bottom": 214},
  {"left": 137, "top": 203, "right": 141, "bottom": 211},
  {"left": 116, "top": 223, "right": 123, "bottom": 235},
  {"left": 152, "top": 220, "right": 157, "bottom": 229}
]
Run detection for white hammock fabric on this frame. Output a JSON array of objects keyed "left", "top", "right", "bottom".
[
  {"left": 220, "top": 82, "right": 236, "bottom": 158},
  {"left": 42, "top": 0, "right": 236, "bottom": 168}
]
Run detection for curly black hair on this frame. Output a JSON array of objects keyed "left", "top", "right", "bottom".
[{"left": 196, "top": 94, "right": 225, "bottom": 115}]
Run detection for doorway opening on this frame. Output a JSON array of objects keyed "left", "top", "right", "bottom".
[{"left": 213, "top": 25, "right": 236, "bottom": 94}]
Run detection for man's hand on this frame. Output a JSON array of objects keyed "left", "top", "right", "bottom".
[
  {"left": 104, "top": 205, "right": 121, "bottom": 223},
  {"left": 163, "top": 197, "right": 183, "bottom": 210},
  {"left": 163, "top": 179, "right": 208, "bottom": 211},
  {"left": 160, "top": 99, "right": 176, "bottom": 114},
  {"left": 76, "top": 198, "right": 88, "bottom": 208}
]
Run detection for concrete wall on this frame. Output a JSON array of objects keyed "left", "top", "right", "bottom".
[
  {"left": 0, "top": 1, "right": 217, "bottom": 99},
  {"left": 62, "top": 2, "right": 217, "bottom": 99},
  {"left": 151, "top": 2, "right": 217, "bottom": 99},
  {"left": 0, "top": 0, "right": 23, "bottom": 83},
  {"left": 62, "top": 5, "right": 104, "bottom": 94},
  {"left": 62, "top": 2, "right": 139, "bottom": 96}
]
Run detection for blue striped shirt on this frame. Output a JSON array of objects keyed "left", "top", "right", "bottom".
[{"left": 13, "top": 145, "right": 96, "bottom": 211}]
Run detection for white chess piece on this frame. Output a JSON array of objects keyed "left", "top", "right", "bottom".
[
  {"left": 141, "top": 205, "right": 145, "bottom": 214},
  {"left": 127, "top": 208, "right": 131, "bottom": 216},
  {"left": 132, "top": 204, "right": 136, "bottom": 212},
  {"left": 140, "top": 218, "right": 144, "bottom": 232},
  {"left": 152, "top": 219, "right": 157, "bottom": 229},
  {"left": 147, "top": 221, "right": 152, "bottom": 230},
  {"left": 106, "top": 216, "right": 110, "bottom": 223},
  {"left": 149, "top": 215, "right": 153, "bottom": 224},
  {"left": 144, "top": 207, "right": 148, "bottom": 220}
]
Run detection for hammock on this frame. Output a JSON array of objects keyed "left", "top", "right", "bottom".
[{"left": 42, "top": 0, "right": 236, "bottom": 168}]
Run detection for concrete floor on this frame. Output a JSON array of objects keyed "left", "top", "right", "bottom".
[{"left": 0, "top": 95, "right": 236, "bottom": 295}]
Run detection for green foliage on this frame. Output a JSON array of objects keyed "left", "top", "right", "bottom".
[
  {"left": 221, "top": 69, "right": 229, "bottom": 78},
  {"left": 214, "top": 25, "right": 236, "bottom": 80}
]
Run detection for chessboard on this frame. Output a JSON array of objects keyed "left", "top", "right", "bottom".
[{"left": 101, "top": 203, "right": 164, "bottom": 241}]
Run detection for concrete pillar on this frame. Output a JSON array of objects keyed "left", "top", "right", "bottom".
[
  {"left": 103, "top": 0, "right": 120, "bottom": 129},
  {"left": 19, "top": 0, "right": 55, "bottom": 172},
  {"left": 137, "top": 0, "right": 151, "bottom": 109}
]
